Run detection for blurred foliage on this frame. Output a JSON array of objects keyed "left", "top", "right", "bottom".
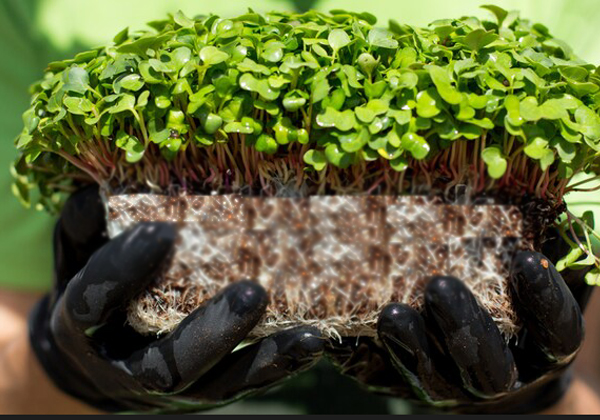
[{"left": 290, "top": 0, "right": 322, "bottom": 12}]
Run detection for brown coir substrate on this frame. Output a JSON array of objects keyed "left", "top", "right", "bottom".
[{"left": 105, "top": 192, "right": 560, "bottom": 339}]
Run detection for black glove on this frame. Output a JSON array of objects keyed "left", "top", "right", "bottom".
[
  {"left": 29, "top": 187, "right": 325, "bottom": 413},
  {"left": 328, "top": 236, "right": 591, "bottom": 414}
]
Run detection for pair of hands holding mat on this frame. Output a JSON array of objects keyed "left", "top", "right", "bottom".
[{"left": 29, "top": 187, "right": 591, "bottom": 413}]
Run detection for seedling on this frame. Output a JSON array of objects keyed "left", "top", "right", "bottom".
[{"left": 13, "top": 7, "right": 600, "bottom": 337}]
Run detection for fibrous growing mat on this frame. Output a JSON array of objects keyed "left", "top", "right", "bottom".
[{"left": 105, "top": 194, "right": 528, "bottom": 339}]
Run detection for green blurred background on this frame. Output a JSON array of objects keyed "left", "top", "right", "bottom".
[{"left": 0, "top": 0, "right": 599, "bottom": 413}]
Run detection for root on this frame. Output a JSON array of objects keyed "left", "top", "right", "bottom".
[{"left": 105, "top": 193, "right": 557, "bottom": 340}]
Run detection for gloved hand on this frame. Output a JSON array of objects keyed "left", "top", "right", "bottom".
[
  {"left": 29, "top": 187, "right": 324, "bottom": 414},
  {"left": 327, "top": 234, "right": 592, "bottom": 414}
]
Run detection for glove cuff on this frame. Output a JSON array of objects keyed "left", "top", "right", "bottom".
[
  {"left": 28, "top": 296, "right": 126, "bottom": 413},
  {"left": 504, "top": 373, "right": 573, "bottom": 414},
  {"left": 450, "top": 372, "right": 573, "bottom": 414}
]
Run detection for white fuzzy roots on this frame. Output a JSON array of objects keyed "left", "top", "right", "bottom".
[{"left": 105, "top": 192, "right": 526, "bottom": 340}]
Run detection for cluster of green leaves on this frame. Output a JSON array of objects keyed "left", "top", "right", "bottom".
[
  {"left": 12, "top": 6, "right": 600, "bottom": 210},
  {"left": 555, "top": 210, "right": 600, "bottom": 286}
]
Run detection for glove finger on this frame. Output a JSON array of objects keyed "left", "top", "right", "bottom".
[
  {"left": 60, "top": 185, "right": 107, "bottom": 248},
  {"left": 424, "top": 276, "right": 518, "bottom": 398},
  {"left": 126, "top": 280, "right": 267, "bottom": 394},
  {"left": 182, "top": 326, "right": 324, "bottom": 404},
  {"left": 510, "top": 251, "right": 584, "bottom": 364},
  {"left": 54, "top": 186, "right": 108, "bottom": 290},
  {"left": 541, "top": 228, "right": 593, "bottom": 310},
  {"left": 378, "top": 303, "right": 463, "bottom": 404},
  {"left": 54, "top": 222, "right": 176, "bottom": 335}
]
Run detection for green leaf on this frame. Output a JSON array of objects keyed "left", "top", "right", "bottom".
[
  {"left": 311, "top": 74, "right": 331, "bottom": 103},
  {"left": 117, "top": 32, "right": 174, "bottom": 55},
  {"left": 466, "top": 117, "right": 494, "bottom": 129},
  {"left": 356, "top": 106, "right": 375, "bottom": 123},
  {"left": 224, "top": 121, "right": 254, "bottom": 134},
  {"left": 116, "top": 130, "right": 145, "bottom": 163},
  {"left": 339, "top": 128, "right": 370, "bottom": 153},
  {"left": 481, "top": 146, "right": 508, "bottom": 179},
  {"left": 166, "top": 109, "right": 189, "bottom": 134},
  {"left": 398, "top": 72, "right": 418, "bottom": 90},
  {"left": 237, "top": 58, "right": 271, "bottom": 75},
  {"left": 567, "top": 81, "right": 599, "bottom": 96},
  {"left": 297, "top": 129, "right": 309, "bottom": 144},
  {"left": 239, "top": 73, "right": 280, "bottom": 101},
  {"left": 262, "top": 41, "right": 284, "bottom": 63},
  {"left": 253, "top": 99, "right": 280, "bottom": 116},
  {"left": 377, "top": 141, "right": 402, "bottom": 160},
  {"left": 173, "top": 78, "right": 192, "bottom": 96},
  {"left": 538, "top": 99, "right": 570, "bottom": 120},
  {"left": 200, "top": 46, "right": 230, "bottom": 66},
  {"left": 341, "top": 65, "right": 362, "bottom": 88},
  {"left": 481, "top": 5, "right": 508, "bottom": 27},
  {"left": 273, "top": 117, "right": 295, "bottom": 145},
  {"left": 21, "top": 109, "right": 39, "bottom": 134},
  {"left": 575, "top": 106, "right": 600, "bottom": 140},
  {"left": 316, "top": 108, "right": 356, "bottom": 132},
  {"left": 425, "top": 65, "right": 462, "bottom": 105},
  {"left": 390, "top": 156, "right": 409, "bottom": 172},
  {"left": 367, "top": 28, "right": 398, "bottom": 49},
  {"left": 504, "top": 95, "right": 524, "bottom": 126},
  {"left": 524, "top": 136, "right": 549, "bottom": 159},
  {"left": 554, "top": 137, "right": 577, "bottom": 162},
  {"left": 539, "top": 149, "right": 555, "bottom": 171},
  {"left": 154, "top": 91, "right": 171, "bottom": 109},
  {"left": 388, "top": 109, "right": 411, "bottom": 125},
  {"left": 108, "top": 94, "right": 136, "bottom": 114},
  {"left": 63, "top": 97, "right": 93, "bottom": 115},
  {"left": 416, "top": 88, "right": 441, "bottom": 118},
  {"left": 559, "top": 66, "right": 589, "bottom": 82},
  {"left": 171, "top": 47, "right": 192, "bottom": 70},
  {"left": 149, "top": 58, "right": 174, "bottom": 74},
  {"left": 467, "top": 93, "right": 488, "bottom": 109},
  {"left": 202, "top": 113, "right": 223, "bottom": 134},
  {"left": 113, "top": 27, "right": 129, "bottom": 45},
  {"left": 117, "top": 74, "right": 144, "bottom": 92},
  {"left": 303, "top": 149, "right": 327, "bottom": 171},
  {"left": 457, "top": 98, "right": 475, "bottom": 121},
  {"left": 393, "top": 48, "right": 417, "bottom": 69},
  {"left": 322, "top": 89, "right": 345, "bottom": 111},
  {"left": 63, "top": 67, "right": 89, "bottom": 95},
  {"left": 356, "top": 99, "right": 388, "bottom": 123},
  {"left": 357, "top": 53, "right": 379, "bottom": 77},
  {"left": 282, "top": 96, "right": 306, "bottom": 112},
  {"left": 194, "top": 133, "right": 214, "bottom": 146},
  {"left": 160, "top": 137, "right": 182, "bottom": 160},
  {"left": 459, "top": 29, "right": 499, "bottom": 51},
  {"left": 255, "top": 134, "right": 278, "bottom": 154},
  {"left": 328, "top": 29, "right": 351, "bottom": 51},
  {"left": 401, "top": 133, "right": 430, "bottom": 160},
  {"left": 325, "top": 143, "right": 353, "bottom": 168},
  {"left": 147, "top": 118, "right": 169, "bottom": 144},
  {"left": 174, "top": 10, "right": 195, "bottom": 28},
  {"left": 519, "top": 97, "right": 542, "bottom": 121},
  {"left": 556, "top": 247, "right": 584, "bottom": 272},
  {"left": 585, "top": 269, "right": 600, "bottom": 286},
  {"left": 139, "top": 61, "right": 163, "bottom": 83},
  {"left": 364, "top": 80, "right": 387, "bottom": 100}
]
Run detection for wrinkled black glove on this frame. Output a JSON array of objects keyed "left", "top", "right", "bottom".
[
  {"left": 328, "top": 234, "right": 592, "bottom": 414},
  {"left": 29, "top": 188, "right": 324, "bottom": 413}
]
